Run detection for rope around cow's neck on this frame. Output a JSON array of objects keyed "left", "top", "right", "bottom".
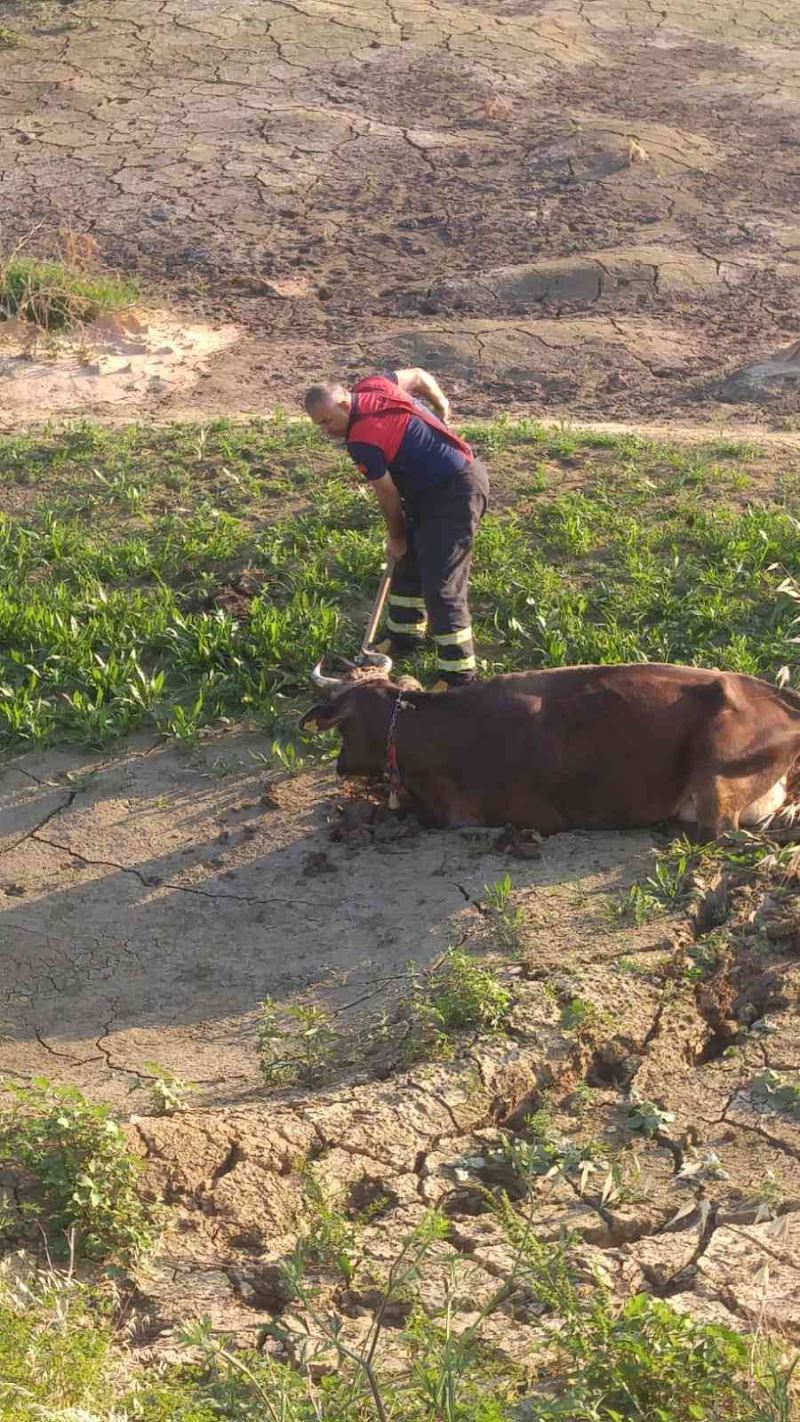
[{"left": 384, "top": 691, "right": 414, "bottom": 810}]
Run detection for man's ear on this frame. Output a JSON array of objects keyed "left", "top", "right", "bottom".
[{"left": 299, "top": 702, "right": 346, "bottom": 734}]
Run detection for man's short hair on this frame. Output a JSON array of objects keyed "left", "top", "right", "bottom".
[{"left": 304, "top": 382, "right": 347, "bottom": 415}]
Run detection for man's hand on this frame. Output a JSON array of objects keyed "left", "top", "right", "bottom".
[{"left": 387, "top": 533, "right": 407, "bottom": 561}]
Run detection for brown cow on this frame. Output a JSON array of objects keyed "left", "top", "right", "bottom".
[{"left": 300, "top": 662, "right": 800, "bottom": 840}]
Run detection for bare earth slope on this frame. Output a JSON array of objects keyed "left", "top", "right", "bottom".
[{"left": 2, "top": 0, "right": 800, "bottom": 421}]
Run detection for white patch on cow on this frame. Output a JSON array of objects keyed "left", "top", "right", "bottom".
[
  {"left": 739, "top": 776, "right": 788, "bottom": 825},
  {"left": 676, "top": 776, "right": 788, "bottom": 827}
]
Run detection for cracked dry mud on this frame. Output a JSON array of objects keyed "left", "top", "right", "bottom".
[
  {"left": 2, "top": 734, "right": 800, "bottom": 1359},
  {"left": 2, "top": 0, "right": 800, "bottom": 422},
  {"left": 0, "top": 734, "right": 656, "bottom": 1102}
]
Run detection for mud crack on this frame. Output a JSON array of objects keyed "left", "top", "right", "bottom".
[
  {"left": 28, "top": 832, "right": 329, "bottom": 912},
  {"left": 1, "top": 792, "right": 75, "bottom": 858}
]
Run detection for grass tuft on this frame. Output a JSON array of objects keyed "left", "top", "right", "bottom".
[
  {"left": 0, "top": 254, "right": 138, "bottom": 330},
  {"left": 0, "top": 1077, "right": 158, "bottom": 1265},
  {"left": 406, "top": 948, "right": 513, "bottom": 1060}
]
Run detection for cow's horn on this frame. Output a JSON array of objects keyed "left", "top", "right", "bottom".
[{"left": 310, "top": 659, "right": 346, "bottom": 692}]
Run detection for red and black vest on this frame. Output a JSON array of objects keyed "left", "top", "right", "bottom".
[{"left": 346, "top": 374, "right": 473, "bottom": 504}]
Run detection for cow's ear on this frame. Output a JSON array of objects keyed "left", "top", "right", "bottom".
[{"left": 299, "top": 702, "right": 345, "bottom": 734}]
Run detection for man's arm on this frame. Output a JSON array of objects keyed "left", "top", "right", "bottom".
[
  {"left": 371, "top": 474, "right": 407, "bottom": 560},
  {"left": 394, "top": 367, "right": 451, "bottom": 424},
  {"left": 345, "top": 442, "right": 406, "bottom": 555}
]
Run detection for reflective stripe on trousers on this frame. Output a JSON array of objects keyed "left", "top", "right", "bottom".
[
  {"left": 386, "top": 592, "right": 427, "bottom": 640},
  {"left": 382, "top": 459, "right": 489, "bottom": 677},
  {"left": 434, "top": 624, "right": 476, "bottom": 674}
]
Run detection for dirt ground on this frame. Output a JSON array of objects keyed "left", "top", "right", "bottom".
[
  {"left": 0, "top": 732, "right": 656, "bottom": 1104},
  {"left": 2, "top": 0, "right": 800, "bottom": 424},
  {"left": 2, "top": 733, "right": 800, "bottom": 1356}
]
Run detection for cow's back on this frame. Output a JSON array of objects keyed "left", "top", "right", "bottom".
[
  {"left": 480, "top": 661, "right": 723, "bottom": 702},
  {"left": 413, "top": 663, "right": 797, "bottom": 831}
]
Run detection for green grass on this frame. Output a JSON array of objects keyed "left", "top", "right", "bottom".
[
  {"left": 0, "top": 1273, "right": 116, "bottom": 1422},
  {"left": 616, "top": 832, "right": 799, "bottom": 926},
  {"left": 483, "top": 874, "right": 526, "bottom": 951},
  {"left": 406, "top": 948, "right": 513, "bottom": 1059},
  {"left": 0, "top": 255, "right": 138, "bottom": 329},
  {"left": 0, "top": 417, "right": 796, "bottom": 752},
  {"left": 257, "top": 995, "right": 341, "bottom": 1086},
  {"left": 616, "top": 844, "right": 696, "bottom": 923},
  {"left": 0, "top": 23, "right": 19, "bottom": 44}
]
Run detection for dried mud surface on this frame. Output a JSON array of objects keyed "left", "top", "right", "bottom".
[
  {"left": 1, "top": 734, "right": 799, "bottom": 1357},
  {"left": 1, "top": 0, "right": 800, "bottom": 422},
  {"left": 0, "top": 733, "right": 655, "bottom": 1104}
]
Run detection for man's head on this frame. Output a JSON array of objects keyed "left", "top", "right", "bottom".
[{"left": 304, "top": 382, "right": 351, "bottom": 439}]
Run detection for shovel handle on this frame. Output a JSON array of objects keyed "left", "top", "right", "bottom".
[{"left": 362, "top": 558, "right": 396, "bottom": 654}]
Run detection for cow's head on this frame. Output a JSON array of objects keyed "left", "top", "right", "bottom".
[{"left": 300, "top": 658, "right": 421, "bottom": 778}]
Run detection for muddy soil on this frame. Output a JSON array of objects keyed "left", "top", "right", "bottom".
[{"left": 2, "top": 0, "right": 800, "bottom": 424}]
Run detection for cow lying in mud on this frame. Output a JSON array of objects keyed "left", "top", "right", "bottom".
[{"left": 300, "top": 661, "right": 800, "bottom": 841}]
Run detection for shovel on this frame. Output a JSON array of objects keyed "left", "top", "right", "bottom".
[
  {"left": 309, "top": 559, "right": 396, "bottom": 689},
  {"left": 356, "top": 557, "right": 395, "bottom": 667}
]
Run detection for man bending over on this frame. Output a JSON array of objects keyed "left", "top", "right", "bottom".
[{"left": 304, "top": 368, "right": 489, "bottom": 688}]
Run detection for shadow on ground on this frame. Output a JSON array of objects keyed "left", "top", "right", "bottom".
[{"left": 0, "top": 730, "right": 657, "bottom": 1103}]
